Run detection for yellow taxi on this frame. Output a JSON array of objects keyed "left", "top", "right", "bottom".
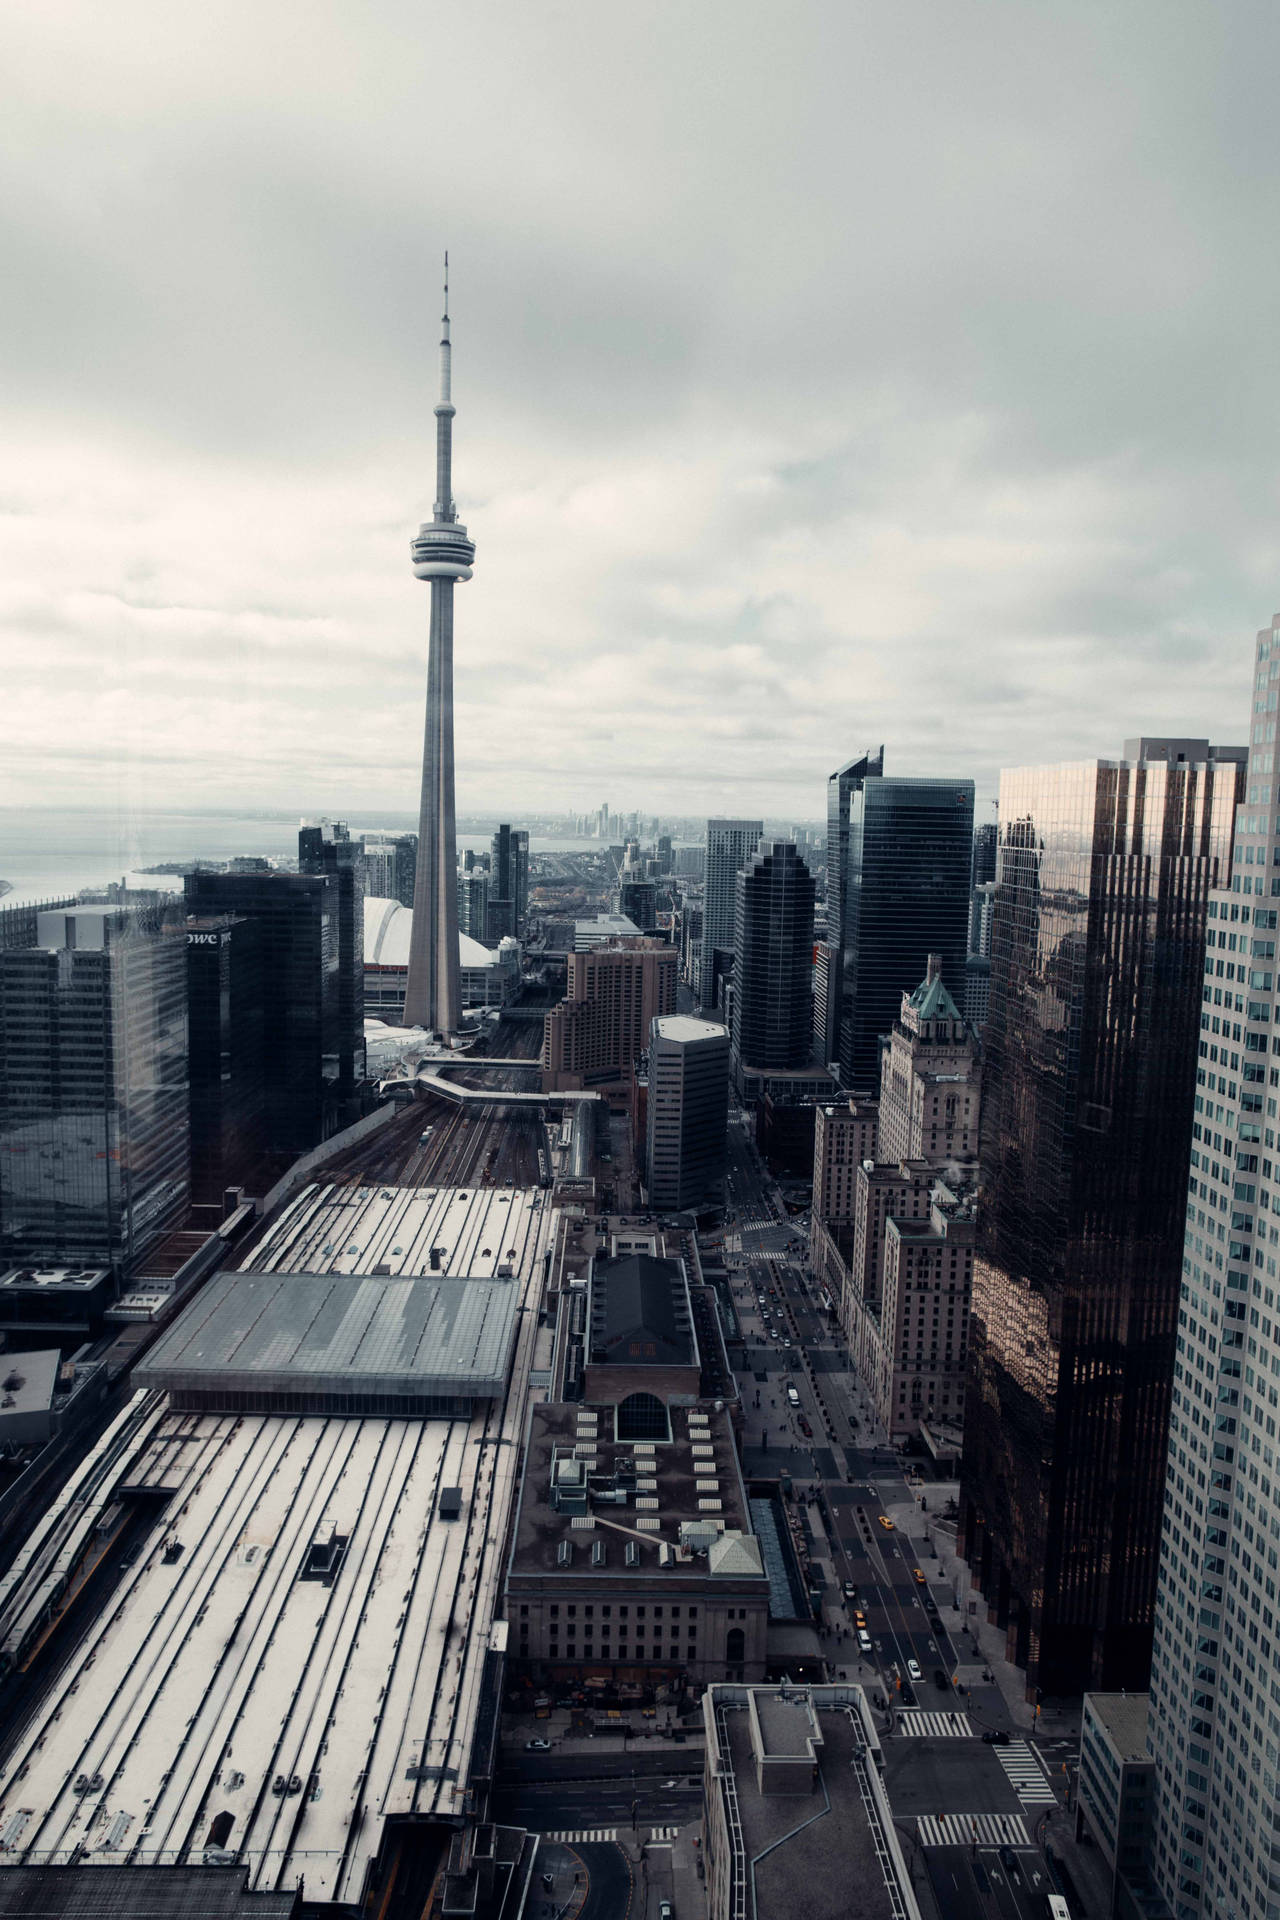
[
  {"left": 878, "top": 1515, "right": 894, "bottom": 1531},
  {"left": 913, "top": 1568, "right": 926, "bottom": 1585}
]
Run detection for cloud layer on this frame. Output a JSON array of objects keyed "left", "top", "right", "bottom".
[{"left": 4, "top": 0, "right": 1280, "bottom": 820}]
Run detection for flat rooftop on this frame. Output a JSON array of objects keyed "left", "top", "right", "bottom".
[
  {"left": 1086, "top": 1691, "right": 1151, "bottom": 1762},
  {"left": 509, "top": 1400, "right": 760, "bottom": 1580},
  {"left": 708, "top": 1687, "right": 917, "bottom": 1920},
  {"left": 246, "top": 1181, "right": 547, "bottom": 1282},
  {"left": 0, "top": 1865, "right": 297, "bottom": 1915},
  {"left": 0, "top": 1184, "right": 554, "bottom": 1909}
]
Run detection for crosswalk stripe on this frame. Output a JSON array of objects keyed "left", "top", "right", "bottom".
[
  {"left": 649, "top": 1826, "right": 679, "bottom": 1841},
  {"left": 896, "top": 1710, "right": 974, "bottom": 1738},
  {"left": 916, "top": 1813, "right": 1032, "bottom": 1849},
  {"left": 995, "top": 1742, "right": 1058, "bottom": 1802},
  {"left": 543, "top": 1828, "right": 618, "bottom": 1843}
]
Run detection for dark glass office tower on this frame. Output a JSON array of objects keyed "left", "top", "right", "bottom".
[
  {"left": 186, "top": 913, "right": 268, "bottom": 1205},
  {"left": 972, "top": 821, "right": 997, "bottom": 888},
  {"left": 731, "top": 841, "right": 815, "bottom": 1070},
  {"left": 185, "top": 869, "right": 359, "bottom": 1151},
  {"left": 823, "top": 750, "right": 885, "bottom": 1066},
  {"left": 297, "top": 823, "right": 364, "bottom": 1111},
  {"left": 0, "top": 900, "right": 189, "bottom": 1274},
  {"left": 393, "top": 834, "right": 417, "bottom": 908},
  {"left": 960, "top": 739, "right": 1246, "bottom": 1697},
  {"left": 489, "top": 824, "right": 529, "bottom": 937},
  {"left": 837, "top": 776, "right": 974, "bottom": 1090}
]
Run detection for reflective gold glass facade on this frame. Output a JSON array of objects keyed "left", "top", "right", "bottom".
[{"left": 961, "top": 748, "right": 1244, "bottom": 1696}]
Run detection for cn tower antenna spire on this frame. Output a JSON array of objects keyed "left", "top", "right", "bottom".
[{"left": 404, "top": 252, "right": 475, "bottom": 1035}]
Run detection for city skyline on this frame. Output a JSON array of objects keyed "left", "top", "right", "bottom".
[{"left": 5, "top": 2, "right": 1280, "bottom": 821}]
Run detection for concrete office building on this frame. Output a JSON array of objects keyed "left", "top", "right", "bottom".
[
  {"left": 1076, "top": 1693, "right": 1155, "bottom": 1918},
  {"left": 1143, "top": 625, "right": 1280, "bottom": 1920},
  {"left": 542, "top": 941, "right": 677, "bottom": 1100},
  {"left": 731, "top": 841, "right": 815, "bottom": 1073},
  {"left": 0, "top": 901, "right": 190, "bottom": 1278},
  {"left": 702, "top": 1684, "right": 919, "bottom": 1920},
  {"left": 961, "top": 736, "right": 1246, "bottom": 1698},
  {"left": 404, "top": 268, "right": 475, "bottom": 1033},
  {"left": 645, "top": 1015, "right": 730, "bottom": 1209},
  {"left": 701, "top": 820, "right": 763, "bottom": 1005}
]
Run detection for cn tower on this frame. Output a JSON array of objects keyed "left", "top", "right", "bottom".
[{"left": 403, "top": 259, "right": 475, "bottom": 1033}]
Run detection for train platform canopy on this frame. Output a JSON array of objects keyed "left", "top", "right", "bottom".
[
  {"left": 0, "top": 1864, "right": 298, "bottom": 1916},
  {"left": 135, "top": 1267, "right": 522, "bottom": 1414}
]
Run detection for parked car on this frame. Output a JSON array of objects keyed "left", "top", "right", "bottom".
[
  {"left": 842, "top": 1580, "right": 857, "bottom": 1600},
  {"left": 900, "top": 1682, "right": 916, "bottom": 1706},
  {"left": 933, "top": 1669, "right": 948, "bottom": 1690},
  {"left": 906, "top": 1659, "right": 922, "bottom": 1681},
  {"left": 526, "top": 1738, "right": 552, "bottom": 1751},
  {"left": 857, "top": 1629, "right": 872, "bottom": 1653}
]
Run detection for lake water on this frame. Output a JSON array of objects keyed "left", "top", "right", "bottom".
[{"left": 0, "top": 808, "right": 603, "bottom": 907}]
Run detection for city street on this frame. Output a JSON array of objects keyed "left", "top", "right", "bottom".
[{"left": 710, "top": 1100, "right": 1088, "bottom": 1918}]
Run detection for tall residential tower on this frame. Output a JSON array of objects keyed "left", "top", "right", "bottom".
[{"left": 404, "top": 262, "right": 476, "bottom": 1032}]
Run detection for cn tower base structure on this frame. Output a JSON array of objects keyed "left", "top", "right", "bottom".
[{"left": 403, "top": 265, "right": 475, "bottom": 1035}]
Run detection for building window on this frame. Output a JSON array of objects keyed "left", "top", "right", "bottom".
[{"left": 617, "top": 1392, "right": 669, "bottom": 1440}]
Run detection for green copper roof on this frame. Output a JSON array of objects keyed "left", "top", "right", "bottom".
[{"left": 908, "top": 969, "right": 963, "bottom": 1023}]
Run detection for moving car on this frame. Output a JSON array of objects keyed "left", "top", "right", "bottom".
[
  {"left": 878, "top": 1515, "right": 894, "bottom": 1531},
  {"left": 982, "top": 1729, "right": 1010, "bottom": 1745},
  {"left": 906, "top": 1659, "right": 922, "bottom": 1681},
  {"left": 901, "top": 1682, "right": 916, "bottom": 1706},
  {"left": 913, "top": 1568, "right": 926, "bottom": 1584}
]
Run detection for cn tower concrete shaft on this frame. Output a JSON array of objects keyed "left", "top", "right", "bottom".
[{"left": 404, "top": 262, "right": 475, "bottom": 1034}]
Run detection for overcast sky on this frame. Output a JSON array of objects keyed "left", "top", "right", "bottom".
[{"left": 4, "top": 0, "right": 1280, "bottom": 826}]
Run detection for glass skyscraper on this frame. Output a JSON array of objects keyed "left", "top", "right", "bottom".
[
  {"left": 185, "top": 866, "right": 361, "bottom": 1152},
  {"left": 1145, "top": 622, "right": 1280, "bottom": 1920},
  {"left": 835, "top": 774, "right": 974, "bottom": 1089},
  {"left": 960, "top": 738, "right": 1245, "bottom": 1698},
  {"left": 822, "top": 748, "right": 884, "bottom": 1066},
  {"left": 731, "top": 841, "right": 815, "bottom": 1071},
  {"left": 701, "top": 819, "right": 763, "bottom": 1003},
  {"left": 0, "top": 900, "right": 190, "bottom": 1275}
]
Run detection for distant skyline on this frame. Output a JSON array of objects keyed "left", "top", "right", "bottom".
[{"left": 4, "top": 1, "right": 1279, "bottom": 818}]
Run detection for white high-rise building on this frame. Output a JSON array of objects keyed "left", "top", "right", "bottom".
[{"left": 1146, "top": 616, "right": 1280, "bottom": 1920}]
